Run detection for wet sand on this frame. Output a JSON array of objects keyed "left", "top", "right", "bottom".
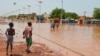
[{"left": 0, "top": 36, "right": 63, "bottom": 56}]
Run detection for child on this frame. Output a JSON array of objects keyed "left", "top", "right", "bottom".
[
  {"left": 51, "top": 20, "right": 55, "bottom": 31},
  {"left": 23, "top": 22, "right": 32, "bottom": 53},
  {"left": 54, "top": 18, "right": 60, "bottom": 30},
  {"left": 5, "top": 22, "right": 15, "bottom": 55}
]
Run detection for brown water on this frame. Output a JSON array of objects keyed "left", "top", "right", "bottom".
[{"left": 0, "top": 22, "right": 100, "bottom": 56}]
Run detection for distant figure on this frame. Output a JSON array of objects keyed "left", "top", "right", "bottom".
[
  {"left": 5, "top": 22, "right": 15, "bottom": 55},
  {"left": 79, "top": 19, "right": 83, "bottom": 24},
  {"left": 54, "top": 17, "right": 60, "bottom": 30},
  {"left": 23, "top": 22, "right": 33, "bottom": 53},
  {"left": 50, "top": 20, "right": 55, "bottom": 31}
]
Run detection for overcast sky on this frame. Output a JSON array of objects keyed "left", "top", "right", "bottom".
[{"left": 0, "top": 0, "right": 100, "bottom": 17}]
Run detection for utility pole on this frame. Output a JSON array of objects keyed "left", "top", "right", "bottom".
[{"left": 61, "top": 0, "right": 63, "bottom": 25}]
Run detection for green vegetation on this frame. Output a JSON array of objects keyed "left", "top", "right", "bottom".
[
  {"left": 65, "top": 12, "right": 79, "bottom": 19},
  {"left": 50, "top": 8, "right": 79, "bottom": 19},
  {"left": 93, "top": 8, "right": 100, "bottom": 20},
  {"left": 50, "top": 8, "right": 65, "bottom": 19}
]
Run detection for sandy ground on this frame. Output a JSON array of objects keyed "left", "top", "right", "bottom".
[{"left": 0, "top": 36, "right": 62, "bottom": 56}]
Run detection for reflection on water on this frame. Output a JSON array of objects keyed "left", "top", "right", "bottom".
[{"left": 0, "top": 22, "right": 100, "bottom": 56}]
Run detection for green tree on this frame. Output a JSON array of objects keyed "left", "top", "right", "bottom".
[
  {"left": 30, "top": 13, "right": 36, "bottom": 19},
  {"left": 93, "top": 8, "right": 100, "bottom": 20},
  {"left": 65, "top": 12, "right": 79, "bottom": 19},
  {"left": 8, "top": 15, "right": 16, "bottom": 19},
  {"left": 50, "top": 8, "right": 65, "bottom": 19},
  {"left": 17, "top": 14, "right": 25, "bottom": 19}
]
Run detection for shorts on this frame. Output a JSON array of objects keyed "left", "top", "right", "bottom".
[
  {"left": 55, "top": 23, "right": 59, "bottom": 28},
  {"left": 51, "top": 23, "right": 55, "bottom": 28},
  {"left": 7, "top": 35, "right": 13, "bottom": 44},
  {"left": 26, "top": 37, "right": 32, "bottom": 46}
]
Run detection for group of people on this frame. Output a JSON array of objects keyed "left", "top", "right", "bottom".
[
  {"left": 51, "top": 17, "right": 60, "bottom": 31},
  {"left": 5, "top": 22, "right": 33, "bottom": 55}
]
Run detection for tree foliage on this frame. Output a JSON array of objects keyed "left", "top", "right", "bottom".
[
  {"left": 8, "top": 15, "right": 16, "bottom": 19},
  {"left": 50, "top": 8, "right": 79, "bottom": 19},
  {"left": 93, "top": 8, "right": 100, "bottom": 20},
  {"left": 65, "top": 12, "right": 79, "bottom": 19},
  {"left": 50, "top": 8, "right": 65, "bottom": 19}
]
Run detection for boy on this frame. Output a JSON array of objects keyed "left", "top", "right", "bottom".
[
  {"left": 23, "top": 22, "right": 32, "bottom": 53},
  {"left": 51, "top": 20, "right": 55, "bottom": 31},
  {"left": 5, "top": 22, "right": 15, "bottom": 55},
  {"left": 54, "top": 17, "right": 60, "bottom": 30}
]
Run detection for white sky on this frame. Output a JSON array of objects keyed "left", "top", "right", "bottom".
[{"left": 0, "top": 0, "right": 100, "bottom": 17}]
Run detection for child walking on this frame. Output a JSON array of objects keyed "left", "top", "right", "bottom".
[
  {"left": 5, "top": 22, "right": 15, "bottom": 55},
  {"left": 23, "top": 22, "right": 32, "bottom": 53},
  {"left": 51, "top": 20, "right": 55, "bottom": 31}
]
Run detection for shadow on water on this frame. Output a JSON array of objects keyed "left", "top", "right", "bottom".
[{"left": 10, "top": 54, "right": 23, "bottom": 56}]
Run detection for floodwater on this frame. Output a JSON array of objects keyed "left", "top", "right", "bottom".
[{"left": 0, "top": 21, "right": 100, "bottom": 56}]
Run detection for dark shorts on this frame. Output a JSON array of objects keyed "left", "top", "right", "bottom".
[{"left": 26, "top": 37, "right": 32, "bottom": 46}]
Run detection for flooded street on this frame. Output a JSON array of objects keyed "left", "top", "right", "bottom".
[{"left": 0, "top": 21, "right": 100, "bottom": 56}]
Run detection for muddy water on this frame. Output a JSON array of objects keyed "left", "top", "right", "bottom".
[{"left": 0, "top": 22, "right": 100, "bottom": 56}]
